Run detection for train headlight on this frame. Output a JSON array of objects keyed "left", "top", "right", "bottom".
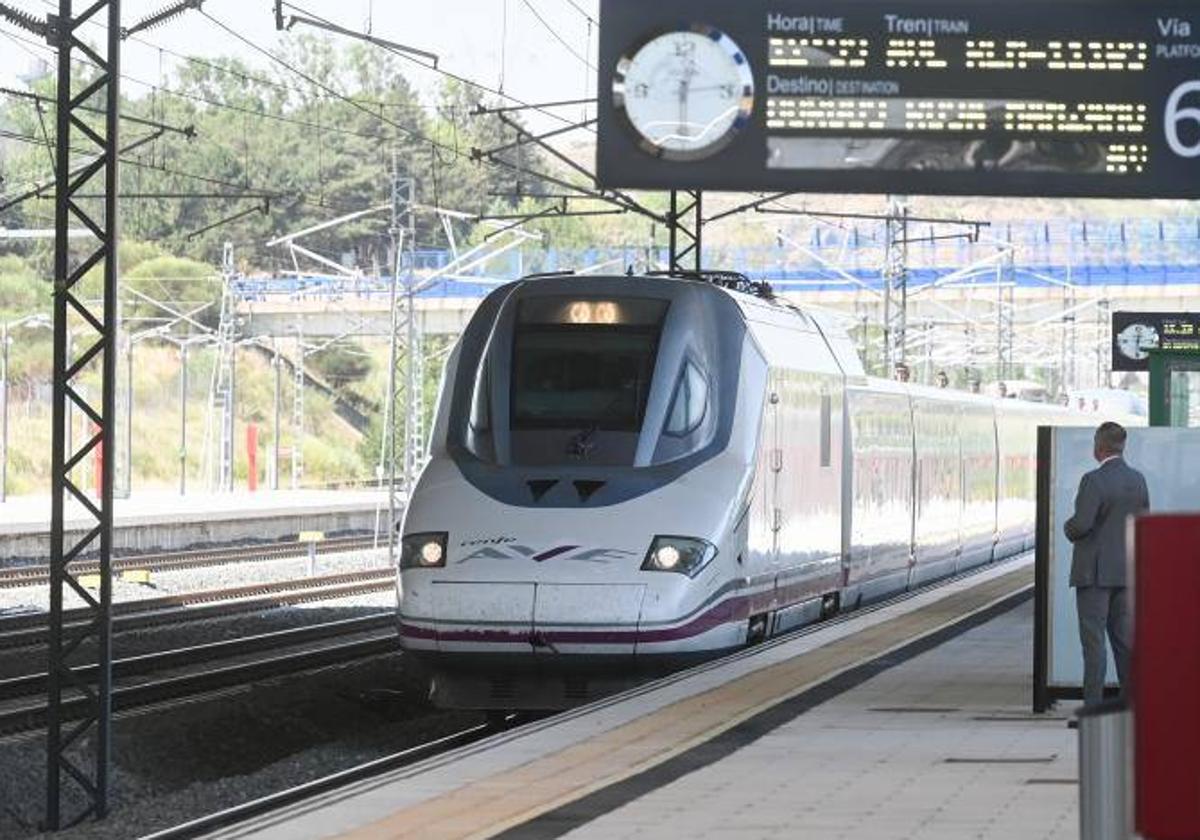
[
  {"left": 642, "top": 536, "right": 717, "bottom": 577},
  {"left": 400, "top": 532, "right": 448, "bottom": 569}
]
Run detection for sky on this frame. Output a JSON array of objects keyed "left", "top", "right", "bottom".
[{"left": 0, "top": 0, "right": 600, "bottom": 130}]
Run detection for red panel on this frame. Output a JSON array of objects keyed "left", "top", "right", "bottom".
[
  {"left": 1134, "top": 515, "right": 1200, "bottom": 839},
  {"left": 246, "top": 423, "right": 258, "bottom": 493}
]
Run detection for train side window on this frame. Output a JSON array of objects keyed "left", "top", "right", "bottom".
[
  {"left": 819, "top": 392, "right": 832, "bottom": 467},
  {"left": 665, "top": 362, "right": 708, "bottom": 437}
]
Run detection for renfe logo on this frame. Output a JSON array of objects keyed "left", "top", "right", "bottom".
[{"left": 457, "top": 544, "right": 639, "bottom": 564}]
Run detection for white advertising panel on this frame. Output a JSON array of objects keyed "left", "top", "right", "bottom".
[{"left": 1046, "top": 427, "right": 1200, "bottom": 689}]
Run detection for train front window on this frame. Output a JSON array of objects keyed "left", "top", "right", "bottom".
[{"left": 511, "top": 297, "right": 668, "bottom": 432}]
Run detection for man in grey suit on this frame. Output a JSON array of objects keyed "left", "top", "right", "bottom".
[{"left": 1064, "top": 421, "right": 1150, "bottom": 707}]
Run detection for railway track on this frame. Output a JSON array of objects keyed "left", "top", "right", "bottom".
[
  {"left": 141, "top": 718, "right": 520, "bottom": 840},
  {"left": 0, "top": 535, "right": 382, "bottom": 589},
  {"left": 0, "top": 617, "right": 399, "bottom": 736},
  {"left": 0, "top": 568, "right": 395, "bottom": 650}
]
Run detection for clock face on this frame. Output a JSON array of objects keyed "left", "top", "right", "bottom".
[
  {"left": 613, "top": 25, "right": 754, "bottom": 161},
  {"left": 1117, "top": 323, "right": 1160, "bottom": 360}
]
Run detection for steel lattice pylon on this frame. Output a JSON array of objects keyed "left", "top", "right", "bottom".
[
  {"left": 996, "top": 247, "right": 1016, "bottom": 381},
  {"left": 205, "top": 243, "right": 238, "bottom": 492},
  {"left": 291, "top": 316, "right": 305, "bottom": 489},
  {"left": 668, "top": 190, "right": 702, "bottom": 273},
  {"left": 882, "top": 196, "right": 909, "bottom": 376},
  {"left": 45, "top": 0, "right": 120, "bottom": 827},
  {"left": 384, "top": 157, "right": 419, "bottom": 567}
]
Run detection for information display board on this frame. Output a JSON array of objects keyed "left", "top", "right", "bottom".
[
  {"left": 596, "top": 0, "right": 1200, "bottom": 197},
  {"left": 1112, "top": 311, "right": 1200, "bottom": 371}
]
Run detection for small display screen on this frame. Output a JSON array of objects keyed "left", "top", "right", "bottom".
[
  {"left": 511, "top": 297, "right": 668, "bottom": 431},
  {"left": 518, "top": 296, "right": 670, "bottom": 326},
  {"left": 1112, "top": 311, "right": 1200, "bottom": 371}
]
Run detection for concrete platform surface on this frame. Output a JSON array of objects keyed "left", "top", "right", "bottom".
[
  {"left": 557, "top": 598, "right": 1076, "bottom": 840},
  {"left": 0, "top": 489, "right": 391, "bottom": 533},
  {"left": 0, "top": 490, "right": 393, "bottom": 559}
]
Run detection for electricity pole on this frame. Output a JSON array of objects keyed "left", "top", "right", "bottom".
[
  {"left": 385, "top": 154, "right": 418, "bottom": 566},
  {"left": 1, "top": 322, "right": 7, "bottom": 504},
  {"left": 272, "top": 345, "right": 281, "bottom": 491},
  {"left": 179, "top": 341, "right": 188, "bottom": 494},
  {"left": 45, "top": 0, "right": 121, "bottom": 825},
  {"left": 882, "top": 196, "right": 910, "bottom": 377},
  {"left": 291, "top": 319, "right": 305, "bottom": 489}
]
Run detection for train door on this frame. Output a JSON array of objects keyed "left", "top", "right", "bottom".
[
  {"left": 743, "top": 382, "right": 779, "bottom": 634},
  {"left": 910, "top": 396, "right": 962, "bottom": 587},
  {"left": 769, "top": 384, "right": 784, "bottom": 603}
]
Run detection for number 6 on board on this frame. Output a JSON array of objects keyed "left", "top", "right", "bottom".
[{"left": 1165, "top": 81, "right": 1200, "bottom": 158}]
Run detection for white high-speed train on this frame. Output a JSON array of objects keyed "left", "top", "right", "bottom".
[{"left": 397, "top": 271, "right": 1084, "bottom": 709}]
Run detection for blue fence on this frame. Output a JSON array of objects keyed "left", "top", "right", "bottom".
[{"left": 233, "top": 216, "right": 1200, "bottom": 300}]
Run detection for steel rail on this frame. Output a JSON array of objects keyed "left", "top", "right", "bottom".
[
  {"left": 0, "top": 569, "right": 394, "bottom": 649},
  {"left": 139, "top": 717, "right": 520, "bottom": 840},
  {"left": 0, "top": 633, "right": 399, "bottom": 736},
  {"left": 0, "top": 612, "right": 394, "bottom": 701},
  {"left": 0, "top": 535, "right": 381, "bottom": 588}
]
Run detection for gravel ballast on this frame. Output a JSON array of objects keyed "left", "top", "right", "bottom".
[{"left": 0, "top": 652, "right": 484, "bottom": 840}]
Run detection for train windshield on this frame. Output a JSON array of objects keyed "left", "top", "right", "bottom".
[
  {"left": 448, "top": 277, "right": 748, "bottom": 497},
  {"left": 510, "top": 297, "right": 669, "bottom": 432}
]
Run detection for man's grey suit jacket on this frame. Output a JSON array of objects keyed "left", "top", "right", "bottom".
[{"left": 1063, "top": 457, "right": 1150, "bottom": 588}]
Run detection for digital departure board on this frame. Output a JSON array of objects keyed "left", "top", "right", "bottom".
[
  {"left": 595, "top": 1, "right": 1200, "bottom": 197},
  {"left": 1113, "top": 311, "right": 1200, "bottom": 371}
]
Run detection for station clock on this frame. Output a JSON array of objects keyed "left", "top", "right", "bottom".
[
  {"left": 1116, "top": 322, "right": 1161, "bottom": 362},
  {"left": 612, "top": 24, "right": 755, "bottom": 161}
]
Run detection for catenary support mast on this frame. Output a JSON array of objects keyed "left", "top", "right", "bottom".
[{"left": 45, "top": 0, "right": 121, "bottom": 826}]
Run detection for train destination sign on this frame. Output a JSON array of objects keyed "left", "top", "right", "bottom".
[
  {"left": 595, "top": 0, "right": 1200, "bottom": 197},
  {"left": 1112, "top": 311, "right": 1200, "bottom": 371}
]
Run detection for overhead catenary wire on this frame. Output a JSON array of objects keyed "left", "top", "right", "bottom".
[
  {"left": 0, "top": 0, "right": 610, "bottom": 239},
  {"left": 0, "top": 27, "right": 416, "bottom": 148},
  {"left": 28, "top": 0, "right": 455, "bottom": 117},
  {"left": 0, "top": 49, "right": 443, "bottom": 222},
  {"left": 279, "top": 0, "right": 595, "bottom": 132},
  {"left": 278, "top": 4, "right": 440, "bottom": 67},
  {"left": 198, "top": 8, "right": 466, "bottom": 157},
  {"left": 17, "top": 2, "right": 475, "bottom": 139},
  {"left": 0, "top": 86, "right": 196, "bottom": 137},
  {"left": 519, "top": 0, "right": 596, "bottom": 72},
  {"left": 559, "top": 0, "right": 596, "bottom": 26},
  {"left": 0, "top": 126, "right": 379, "bottom": 217},
  {"left": 6, "top": 0, "right": 597, "bottom": 173}
]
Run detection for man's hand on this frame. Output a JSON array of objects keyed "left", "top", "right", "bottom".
[{"left": 1064, "top": 472, "right": 1101, "bottom": 543}]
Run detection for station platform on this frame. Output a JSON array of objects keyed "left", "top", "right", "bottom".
[
  {"left": 202, "top": 555, "right": 1072, "bottom": 840},
  {"left": 0, "top": 489, "right": 392, "bottom": 560}
]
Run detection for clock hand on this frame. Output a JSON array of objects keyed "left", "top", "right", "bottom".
[
  {"left": 688, "top": 83, "right": 736, "bottom": 94},
  {"left": 678, "top": 76, "right": 689, "bottom": 136}
]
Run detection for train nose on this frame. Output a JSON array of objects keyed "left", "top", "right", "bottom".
[
  {"left": 532, "top": 583, "right": 646, "bottom": 654},
  {"left": 427, "top": 581, "right": 647, "bottom": 655}
]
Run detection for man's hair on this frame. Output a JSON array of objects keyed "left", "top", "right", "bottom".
[{"left": 1095, "top": 421, "right": 1127, "bottom": 454}]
